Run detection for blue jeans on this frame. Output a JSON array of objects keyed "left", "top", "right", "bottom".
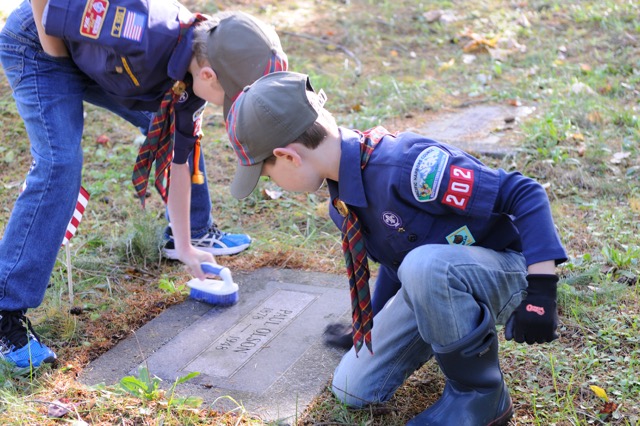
[
  {"left": 332, "top": 244, "right": 527, "bottom": 407},
  {"left": 0, "top": 1, "right": 211, "bottom": 311}
]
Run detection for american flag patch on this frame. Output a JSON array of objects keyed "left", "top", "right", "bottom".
[
  {"left": 122, "top": 11, "right": 145, "bottom": 42},
  {"left": 62, "top": 187, "right": 91, "bottom": 246}
]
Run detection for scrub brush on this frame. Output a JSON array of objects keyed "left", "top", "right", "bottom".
[{"left": 186, "top": 262, "right": 239, "bottom": 306}]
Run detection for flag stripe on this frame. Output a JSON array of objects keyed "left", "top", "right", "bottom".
[{"left": 62, "top": 186, "right": 90, "bottom": 246}]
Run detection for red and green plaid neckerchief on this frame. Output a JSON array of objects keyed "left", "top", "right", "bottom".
[
  {"left": 333, "top": 126, "right": 393, "bottom": 356},
  {"left": 131, "top": 14, "right": 206, "bottom": 206}
]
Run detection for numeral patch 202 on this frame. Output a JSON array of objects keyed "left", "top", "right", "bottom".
[{"left": 442, "top": 165, "right": 474, "bottom": 210}]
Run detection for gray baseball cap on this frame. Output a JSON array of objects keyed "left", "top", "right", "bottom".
[
  {"left": 207, "top": 12, "right": 288, "bottom": 117},
  {"left": 226, "top": 72, "right": 326, "bottom": 199}
]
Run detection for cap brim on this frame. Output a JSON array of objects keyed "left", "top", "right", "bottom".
[{"left": 230, "top": 162, "right": 264, "bottom": 199}]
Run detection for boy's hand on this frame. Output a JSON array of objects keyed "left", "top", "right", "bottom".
[
  {"left": 179, "top": 247, "right": 216, "bottom": 281},
  {"left": 505, "top": 274, "right": 559, "bottom": 344}
]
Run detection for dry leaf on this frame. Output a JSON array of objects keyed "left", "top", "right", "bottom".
[
  {"left": 263, "top": 188, "right": 283, "bottom": 200},
  {"left": 587, "top": 111, "right": 604, "bottom": 125},
  {"left": 439, "top": 58, "right": 455, "bottom": 71},
  {"left": 589, "top": 385, "right": 609, "bottom": 401},
  {"left": 571, "top": 82, "right": 596, "bottom": 95},
  {"left": 96, "top": 134, "right": 110, "bottom": 145},
  {"left": 568, "top": 132, "right": 584, "bottom": 142},
  {"left": 610, "top": 151, "right": 630, "bottom": 164},
  {"left": 423, "top": 10, "right": 442, "bottom": 23},
  {"left": 578, "top": 143, "right": 586, "bottom": 157},
  {"left": 48, "top": 399, "right": 71, "bottom": 418},
  {"left": 629, "top": 198, "right": 640, "bottom": 213}
]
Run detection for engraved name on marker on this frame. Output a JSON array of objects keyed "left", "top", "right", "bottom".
[{"left": 183, "top": 290, "right": 317, "bottom": 377}]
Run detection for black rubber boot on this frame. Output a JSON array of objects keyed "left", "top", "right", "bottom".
[{"left": 406, "top": 303, "right": 513, "bottom": 426}]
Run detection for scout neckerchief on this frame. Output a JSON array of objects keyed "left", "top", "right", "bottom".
[
  {"left": 333, "top": 126, "right": 392, "bottom": 356},
  {"left": 132, "top": 14, "right": 207, "bottom": 206}
]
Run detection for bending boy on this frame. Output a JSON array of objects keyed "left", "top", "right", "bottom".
[
  {"left": 225, "top": 72, "right": 567, "bottom": 425},
  {"left": 0, "top": 1, "right": 286, "bottom": 368}
]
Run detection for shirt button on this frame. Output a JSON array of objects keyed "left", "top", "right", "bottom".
[{"left": 408, "top": 234, "right": 418, "bottom": 242}]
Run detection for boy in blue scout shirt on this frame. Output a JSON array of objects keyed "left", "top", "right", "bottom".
[
  {"left": 0, "top": 0, "right": 286, "bottom": 368},
  {"left": 225, "top": 72, "right": 567, "bottom": 425}
]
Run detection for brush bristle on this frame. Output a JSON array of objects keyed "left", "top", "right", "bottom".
[{"left": 189, "top": 287, "right": 239, "bottom": 306}]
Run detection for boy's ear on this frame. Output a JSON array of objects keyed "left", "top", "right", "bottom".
[
  {"left": 273, "top": 146, "right": 302, "bottom": 166},
  {"left": 198, "top": 65, "right": 218, "bottom": 82}
]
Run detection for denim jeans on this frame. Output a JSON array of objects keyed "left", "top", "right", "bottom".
[
  {"left": 332, "top": 244, "right": 527, "bottom": 407},
  {"left": 0, "top": 1, "right": 212, "bottom": 311}
]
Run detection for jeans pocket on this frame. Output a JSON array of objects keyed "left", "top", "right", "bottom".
[
  {"left": 495, "top": 289, "right": 526, "bottom": 325},
  {"left": 0, "top": 44, "right": 26, "bottom": 87}
]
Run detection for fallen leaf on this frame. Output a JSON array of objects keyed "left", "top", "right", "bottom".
[
  {"left": 578, "top": 143, "right": 586, "bottom": 157},
  {"left": 516, "top": 13, "right": 530, "bottom": 28},
  {"left": 568, "top": 132, "right": 584, "bottom": 142},
  {"left": 263, "top": 188, "right": 283, "bottom": 200},
  {"left": 598, "top": 83, "right": 613, "bottom": 95},
  {"left": 423, "top": 10, "right": 442, "bottom": 23},
  {"left": 96, "top": 134, "right": 110, "bottom": 145},
  {"left": 439, "top": 58, "right": 455, "bottom": 71},
  {"left": 580, "top": 63, "right": 592, "bottom": 72},
  {"left": 571, "top": 82, "right": 596, "bottom": 95},
  {"left": 48, "top": 399, "right": 71, "bottom": 418},
  {"left": 610, "top": 151, "right": 630, "bottom": 164},
  {"left": 589, "top": 385, "right": 608, "bottom": 401},
  {"left": 587, "top": 111, "right": 604, "bottom": 125}
]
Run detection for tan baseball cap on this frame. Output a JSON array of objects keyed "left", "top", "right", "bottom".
[
  {"left": 226, "top": 72, "right": 326, "bottom": 199},
  {"left": 206, "top": 12, "right": 288, "bottom": 117}
]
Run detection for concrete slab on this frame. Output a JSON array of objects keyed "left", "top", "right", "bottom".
[
  {"left": 411, "top": 104, "right": 535, "bottom": 157},
  {"left": 80, "top": 267, "right": 351, "bottom": 425}
]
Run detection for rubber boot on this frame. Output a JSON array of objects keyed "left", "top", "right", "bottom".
[{"left": 407, "top": 303, "right": 513, "bottom": 426}]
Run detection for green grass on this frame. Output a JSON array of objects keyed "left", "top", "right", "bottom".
[{"left": 1, "top": 0, "right": 639, "bottom": 424}]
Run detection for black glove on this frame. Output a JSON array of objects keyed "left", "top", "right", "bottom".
[
  {"left": 505, "top": 274, "right": 559, "bottom": 344},
  {"left": 323, "top": 322, "right": 353, "bottom": 350}
]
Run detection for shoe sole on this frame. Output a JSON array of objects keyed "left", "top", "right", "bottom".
[{"left": 163, "top": 243, "right": 251, "bottom": 259}]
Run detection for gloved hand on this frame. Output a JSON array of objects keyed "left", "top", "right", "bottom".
[{"left": 505, "top": 274, "right": 559, "bottom": 344}]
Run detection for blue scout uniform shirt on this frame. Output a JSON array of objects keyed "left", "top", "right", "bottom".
[
  {"left": 328, "top": 128, "right": 567, "bottom": 285},
  {"left": 43, "top": 0, "right": 205, "bottom": 164}
]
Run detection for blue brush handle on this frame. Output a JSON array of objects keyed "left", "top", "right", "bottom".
[{"left": 201, "top": 262, "right": 224, "bottom": 276}]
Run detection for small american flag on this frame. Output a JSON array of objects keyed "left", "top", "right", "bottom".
[
  {"left": 62, "top": 186, "right": 90, "bottom": 246},
  {"left": 122, "top": 11, "right": 145, "bottom": 42}
]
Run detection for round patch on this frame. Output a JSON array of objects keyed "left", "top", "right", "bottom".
[
  {"left": 382, "top": 211, "right": 402, "bottom": 229},
  {"left": 178, "top": 91, "right": 189, "bottom": 103}
]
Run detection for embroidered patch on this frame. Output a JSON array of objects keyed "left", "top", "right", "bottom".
[
  {"left": 111, "top": 6, "right": 126, "bottom": 38},
  {"left": 445, "top": 225, "right": 476, "bottom": 246},
  {"left": 411, "top": 147, "right": 449, "bottom": 202},
  {"left": 80, "top": 0, "right": 109, "bottom": 39},
  {"left": 178, "top": 91, "right": 189, "bottom": 103},
  {"left": 381, "top": 211, "right": 402, "bottom": 229},
  {"left": 121, "top": 10, "right": 146, "bottom": 42},
  {"left": 442, "top": 165, "right": 474, "bottom": 210},
  {"left": 192, "top": 104, "right": 206, "bottom": 136}
]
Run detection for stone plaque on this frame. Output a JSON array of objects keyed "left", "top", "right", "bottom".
[
  {"left": 80, "top": 268, "right": 351, "bottom": 424},
  {"left": 183, "top": 290, "right": 317, "bottom": 378}
]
